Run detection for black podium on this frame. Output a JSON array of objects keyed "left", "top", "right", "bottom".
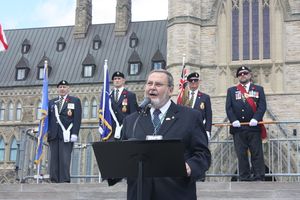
[{"left": 92, "top": 139, "right": 187, "bottom": 200}]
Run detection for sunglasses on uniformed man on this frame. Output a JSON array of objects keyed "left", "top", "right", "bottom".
[
  {"left": 237, "top": 72, "right": 249, "bottom": 77},
  {"left": 188, "top": 79, "right": 199, "bottom": 82}
]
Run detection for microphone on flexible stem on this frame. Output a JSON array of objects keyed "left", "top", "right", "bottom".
[
  {"left": 137, "top": 97, "right": 151, "bottom": 114},
  {"left": 129, "top": 97, "right": 151, "bottom": 140}
]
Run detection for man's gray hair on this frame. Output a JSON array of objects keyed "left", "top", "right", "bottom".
[{"left": 147, "top": 69, "right": 174, "bottom": 87}]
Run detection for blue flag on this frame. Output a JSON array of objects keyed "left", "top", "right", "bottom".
[
  {"left": 99, "top": 60, "right": 112, "bottom": 141},
  {"left": 35, "top": 61, "right": 49, "bottom": 164}
]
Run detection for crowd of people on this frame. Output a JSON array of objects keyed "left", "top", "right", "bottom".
[{"left": 46, "top": 66, "right": 266, "bottom": 199}]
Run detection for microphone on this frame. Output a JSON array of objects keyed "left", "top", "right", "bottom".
[{"left": 138, "top": 97, "right": 151, "bottom": 113}]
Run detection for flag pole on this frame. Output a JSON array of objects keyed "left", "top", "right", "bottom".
[{"left": 35, "top": 60, "right": 49, "bottom": 183}]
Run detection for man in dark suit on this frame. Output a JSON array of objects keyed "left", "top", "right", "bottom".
[
  {"left": 105, "top": 71, "right": 137, "bottom": 141},
  {"left": 187, "top": 72, "right": 212, "bottom": 140},
  {"left": 226, "top": 66, "right": 266, "bottom": 181},
  {"left": 186, "top": 72, "right": 212, "bottom": 182},
  {"left": 121, "top": 69, "right": 211, "bottom": 200},
  {"left": 48, "top": 80, "right": 82, "bottom": 183}
]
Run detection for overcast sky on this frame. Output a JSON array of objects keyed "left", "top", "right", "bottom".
[{"left": 1, "top": 0, "right": 168, "bottom": 30}]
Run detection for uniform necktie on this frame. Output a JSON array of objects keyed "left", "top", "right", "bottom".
[
  {"left": 115, "top": 89, "right": 119, "bottom": 102},
  {"left": 58, "top": 97, "right": 64, "bottom": 111},
  {"left": 189, "top": 91, "right": 195, "bottom": 108},
  {"left": 153, "top": 109, "right": 161, "bottom": 134}
]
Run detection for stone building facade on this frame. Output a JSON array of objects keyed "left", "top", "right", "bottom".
[{"left": 0, "top": 0, "right": 299, "bottom": 183}]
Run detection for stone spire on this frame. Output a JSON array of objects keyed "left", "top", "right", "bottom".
[
  {"left": 74, "top": 0, "right": 92, "bottom": 39},
  {"left": 114, "top": 0, "right": 131, "bottom": 36}
]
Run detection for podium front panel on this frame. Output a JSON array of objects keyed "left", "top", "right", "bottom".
[{"left": 92, "top": 139, "right": 187, "bottom": 178}]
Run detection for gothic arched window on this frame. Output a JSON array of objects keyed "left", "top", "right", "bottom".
[
  {"left": 91, "top": 99, "right": 98, "bottom": 118},
  {"left": 0, "top": 138, "right": 5, "bottom": 161},
  {"left": 37, "top": 101, "right": 42, "bottom": 120},
  {"left": 0, "top": 102, "right": 5, "bottom": 121},
  {"left": 10, "top": 137, "right": 17, "bottom": 161},
  {"left": 16, "top": 102, "right": 22, "bottom": 121},
  {"left": 8, "top": 102, "right": 13, "bottom": 121},
  {"left": 231, "top": 0, "right": 270, "bottom": 61},
  {"left": 83, "top": 99, "right": 89, "bottom": 119}
]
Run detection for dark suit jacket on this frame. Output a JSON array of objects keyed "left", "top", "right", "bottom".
[
  {"left": 121, "top": 101, "right": 211, "bottom": 200},
  {"left": 110, "top": 89, "right": 137, "bottom": 125},
  {"left": 47, "top": 95, "right": 82, "bottom": 142},
  {"left": 226, "top": 84, "right": 266, "bottom": 134},
  {"left": 192, "top": 91, "right": 212, "bottom": 132},
  {"left": 109, "top": 89, "right": 137, "bottom": 140}
]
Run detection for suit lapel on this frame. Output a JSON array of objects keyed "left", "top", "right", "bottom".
[{"left": 137, "top": 112, "right": 154, "bottom": 137}]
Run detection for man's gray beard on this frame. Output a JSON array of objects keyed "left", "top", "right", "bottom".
[
  {"left": 240, "top": 78, "right": 250, "bottom": 85},
  {"left": 146, "top": 90, "right": 169, "bottom": 109}
]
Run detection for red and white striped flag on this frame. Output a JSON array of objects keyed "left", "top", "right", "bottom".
[
  {"left": 177, "top": 54, "right": 189, "bottom": 106},
  {"left": 0, "top": 24, "right": 8, "bottom": 51}
]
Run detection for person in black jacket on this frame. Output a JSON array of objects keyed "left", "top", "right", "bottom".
[
  {"left": 120, "top": 69, "right": 211, "bottom": 200},
  {"left": 186, "top": 72, "right": 212, "bottom": 182},
  {"left": 226, "top": 66, "right": 266, "bottom": 181},
  {"left": 48, "top": 80, "right": 82, "bottom": 183},
  {"left": 104, "top": 71, "right": 137, "bottom": 141},
  {"left": 186, "top": 72, "right": 212, "bottom": 140}
]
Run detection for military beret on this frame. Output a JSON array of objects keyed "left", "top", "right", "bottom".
[
  {"left": 187, "top": 72, "right": 200, "bottom": 80},
  {"left": 112, "top": 71, "right": 125, "bottom": 80},
  {"left": 57, "top": 80, "right": 69, "bottom": 88},
  {"left": 236, "top": 66, "right": 251, "bottom": 77}
]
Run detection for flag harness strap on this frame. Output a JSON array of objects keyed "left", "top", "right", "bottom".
[
  {"left": 109, "top": 99, "right": 122, "bottom": 139},
  {"left": 54, "top": 104, "right": 73, "bottom": 142}
]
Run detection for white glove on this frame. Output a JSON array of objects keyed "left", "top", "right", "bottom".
[
  {"left": 206, "top": 131, "right": 211, "bottom": 141},
  {"left": 70, "top": 134, "right": 78, "bottom": 142},
  {"left": 249, "top": 118, "right": 258, "bottom": 126},
  {"left": 98, "top": 127, "right": 104, "bottom": 135},
  {"left": 232, "top": 120, "right": 241, "bottom": 127}
]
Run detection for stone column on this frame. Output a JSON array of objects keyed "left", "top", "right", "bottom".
[
  {"left": 74, "top": 0, "right": 92, "bottom": 39},
  {"left": 114, "top": 0, "right": 131, "bottom": 36}
]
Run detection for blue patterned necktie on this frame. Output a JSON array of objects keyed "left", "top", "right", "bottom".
[{"left": 153, "top": 109, "right": 162, "bottom": 134}]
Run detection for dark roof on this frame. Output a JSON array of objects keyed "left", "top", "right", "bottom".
[{"left": 0, "top": 20, "right": 167, "bottom": 87}]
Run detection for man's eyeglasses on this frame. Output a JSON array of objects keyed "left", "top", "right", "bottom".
[
  {"left": 188, "top": 79, "right": 199, "bottom": 82},
  {"left": 146, "top": 82, "right": 169, "bottom": 88},
  {"left": 237, "top": 72, "right": 249, "bottom": 77}
]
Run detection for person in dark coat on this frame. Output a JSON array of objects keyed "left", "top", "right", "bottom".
[
  {"left": 187, "top": 72, "right": 212, "bottom": 139},
  {"left": 48, "top": 80, "right": 82, "bottom": 183},
  {"left": 120, "top": 69, "right": 211, "bottom": 200},
  {"left": 104, "top": 71, "right": 137, "bottom": 141},
  {"left": 226, "top": 66, "right": 266, "bottom": 181},
  {"left": 186, "top": 72, "right": 212, "bottom": 182}
]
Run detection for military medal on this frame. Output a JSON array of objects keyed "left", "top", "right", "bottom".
[
  {"left": 68, "top": 109, "right": 72, "bottom": 116},
  {"left": 200, "top": 102, "right": 205, "bottom": 109},
  {"left": 122, "top": 98, "right": 128, "bottom": 112},
  {"left": 235, "top": 91, "right": 241, "bottom": 100}
]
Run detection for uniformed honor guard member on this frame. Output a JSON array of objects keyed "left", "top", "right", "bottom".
[
  {"left": 186, "top": 72, "right": 212, "bottom": 182},
  {"left": 226, "top": 66, "right": 266, "bottom": 181},
  {"left": 187, "top": 72, "right": 212, "bottom": 140},
  {"left": 104, "top": 71, "right": 137, "bottom": 141},
  {"left": 48, "top": 80, "right": 82, "bottom": 183}
]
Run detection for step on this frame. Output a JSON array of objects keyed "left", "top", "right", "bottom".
[{"left": 0, "top": 182, "right": 300, "bottom": 199}]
